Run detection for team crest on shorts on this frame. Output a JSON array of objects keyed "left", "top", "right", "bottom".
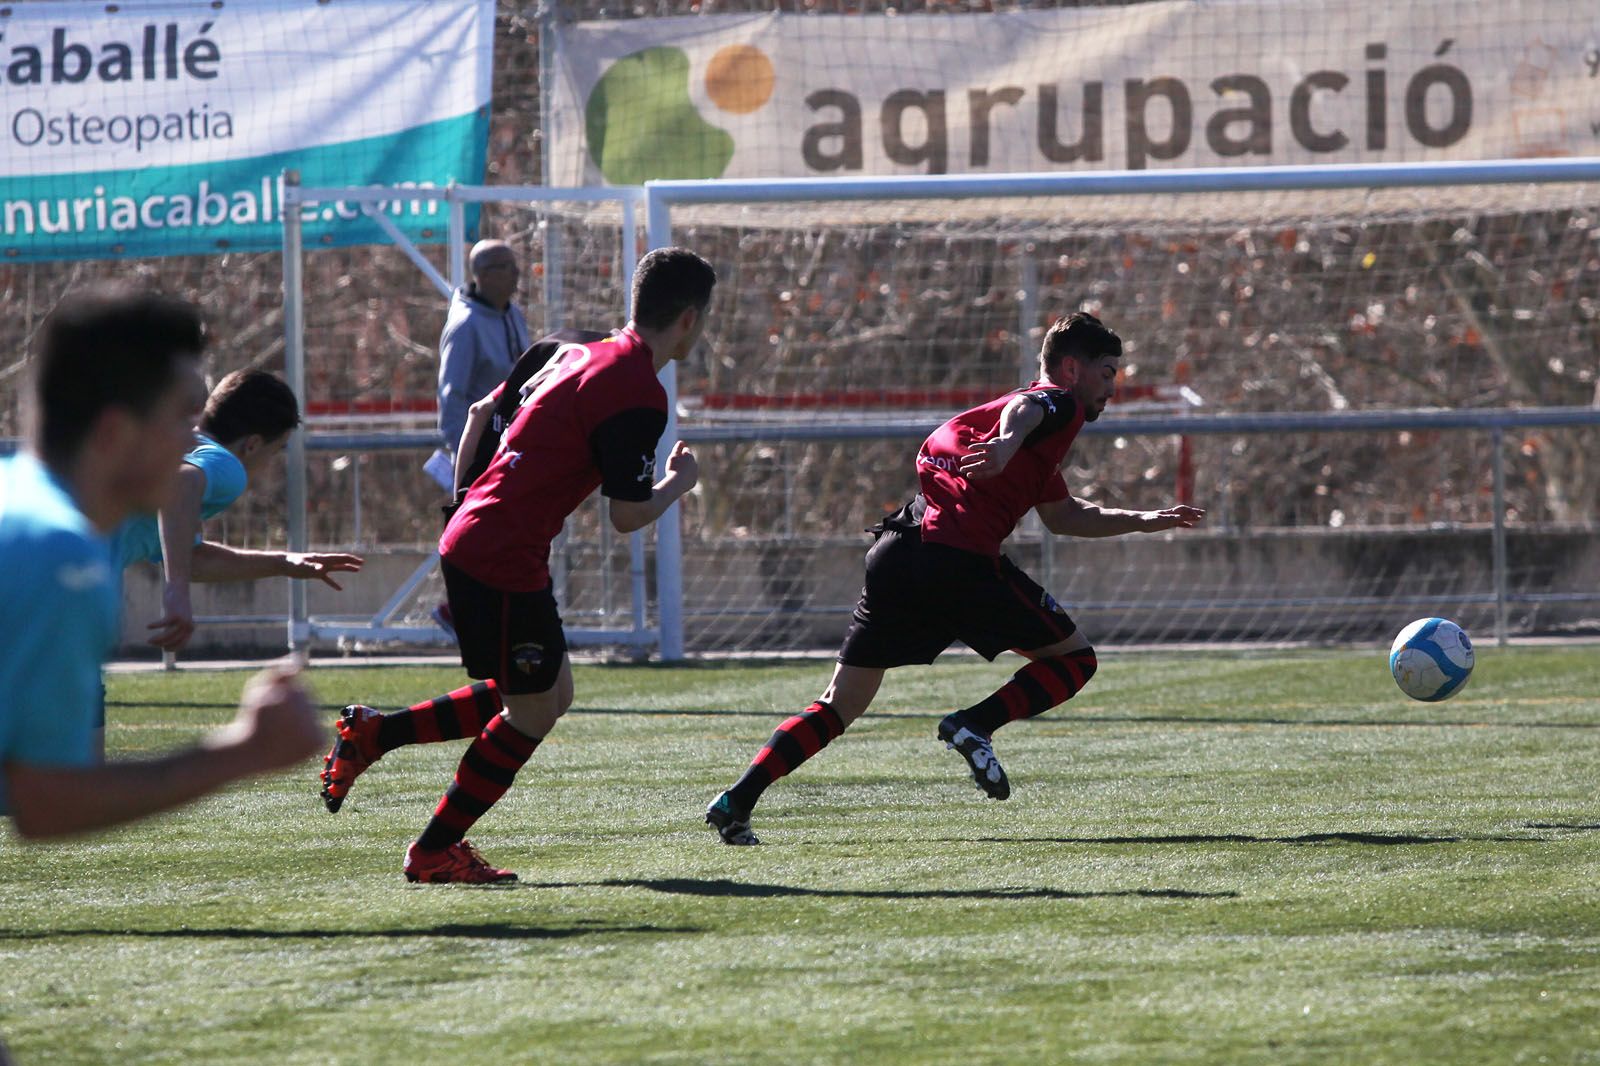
[
  {"left": 511, "top": 642, "right": 545, "bottom": 674},
  {"left": 1040, "top": 591, "right": 1067, "bottom": 615}
]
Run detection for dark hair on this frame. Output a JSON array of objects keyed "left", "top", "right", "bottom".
[
  {"left": 631, "top": 247, "right": 717, "bottom": 331},
  {"left": 33, "top": 287, "right": 205, "bottom": 466},
  {"left": 1039, "top": 311, "right": 1122, "bottom": 370},
  {"left": 199, "top": 369, "right": 301, "bottom": 445}
]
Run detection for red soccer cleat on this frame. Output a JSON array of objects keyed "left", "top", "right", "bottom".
[
  {"left": 319, "top": 704, "right": 383, "bottom": 813},
  {"left": 403, "top": 840, "right": 518, "bottom": 884}
]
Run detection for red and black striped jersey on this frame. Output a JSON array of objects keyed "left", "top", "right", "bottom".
[
  {"left": 440, "top": 327, "right": 667, "bottom": 592},
  {"left": 916, "top": 381, "right": 1084, "bottom": 557}
]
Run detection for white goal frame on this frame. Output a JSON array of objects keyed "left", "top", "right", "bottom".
[
  {"left": 279, "top": 158, "right": 1600, "bottom": 658},
  {"left": 279, "top": 176, "right": 658, "bottom": 652},
  {"left": 637, "top": 158, "right": 1600, "bottom": 656}
]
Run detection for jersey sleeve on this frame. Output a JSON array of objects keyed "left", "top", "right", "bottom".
[
  {"left": 589, "top": 408, "right": 669, "bottom": 502},
  {"left": 1020, "top": 388, "right": 1079, "bottom": 444},
  {"left": 1038, "top": 472, "right": 1071, "bottom": 504},
  {"left": 110, "top": 515, "right": 161, "bottom": 567},
  {"left": 189, "top": 445, "right": 248, "bottom": 515}
]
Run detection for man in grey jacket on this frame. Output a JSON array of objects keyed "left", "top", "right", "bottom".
[{"left": 429, "top": 240, "right": 531, "bottom": 487}]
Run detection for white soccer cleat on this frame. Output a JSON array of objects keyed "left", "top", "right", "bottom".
[{"left": 937, "top": 714, "right": 1011, "bottom": 800}]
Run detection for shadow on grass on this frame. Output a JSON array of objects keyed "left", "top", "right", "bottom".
[
  {"left": 531, "top": 877, "right": 1235, "bottom": 901},
  {"left": 0, "top": 920, "right": 698, "bottom": 941},
  {"left": 573, "top": 707, "right": 1600, "bottom": 731},
  {"left": 1524, "top": 822, "right": 1600, "bottom": 831},
  {"left": 955, "top": 831, "right": 1537, "bottom": 846},
  {"left": 106, "top": 701, "right": 1599, "bottom": 732}
]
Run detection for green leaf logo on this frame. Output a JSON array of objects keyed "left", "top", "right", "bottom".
[{"left": 586, "top": 45, "right": 774, "bottom": 183}]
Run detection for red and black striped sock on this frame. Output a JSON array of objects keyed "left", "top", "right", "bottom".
[
  {"left": 726, "top": 701, "right": 846, "bottom": 811},
  {"left": 959, "top": 648, "right": 1099, "bottom": 736},
  {"left": 414, "top": 715, "right": 539, "bottom": 851},
  {"left": 376, "top": 681, "right": 502, "bottom": 755}
]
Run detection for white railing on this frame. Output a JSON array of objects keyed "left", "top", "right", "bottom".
[
  {"left": 256, "top": 158, "right": 1600, "bottom": 657},
  {"left": 278, "top": 176, "right": 655, "bottom": 650}
]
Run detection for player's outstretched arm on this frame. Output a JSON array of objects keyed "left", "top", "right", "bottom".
[
  {"left": 189, "top": 543, "right": 365, "bottom": 589},
  {"left": 960, "top": 394, "right": 1046, "bottom": 480},
  {"left": 1036, "top": 497, "right": 1206, "bottom": 538},
  {"left": 453, "top": 392, "right": 499, "bottom": 493},
  {"left": 147, "top": 463, "right": 208, "bottom": 651},
  {"left": 609, "top": 442, "right": 699, "bottom": 534},
  {"left": 4, "top": 665, "right": 324, "bottom": 840}
]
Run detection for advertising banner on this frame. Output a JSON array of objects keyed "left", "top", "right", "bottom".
[
  {"left": 550, "top": 2, "right": 1600, "bottom": 184},
  {"left": 2, "top": 0, "right": 493, "bottom": 261}
]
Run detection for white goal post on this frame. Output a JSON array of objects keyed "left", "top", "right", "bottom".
[
  {"left": 279, "top": 176, "right": 658, "bottom": 652},
  {"left": 279, "top": 157, "right": 1600, "bottom": 659},
  {"left": 638, "top": 157, "right": 1600, "bottom": 657}
]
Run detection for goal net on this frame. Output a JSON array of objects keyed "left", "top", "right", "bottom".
[
  {"left": 277, "top": 165, "right": 1600, "bottom": 655},
  {"left": 529, "top": 0, "right": 1600, "bottom": 653},
  {"left": 269, "top": 0, "right": 1599, "bottom": 657},
  {"left": 642, "top": 167, "right": 1600, "bottom": 651},
  {"left": 280, "top": 187, "right": 659, "bottom": 650}
]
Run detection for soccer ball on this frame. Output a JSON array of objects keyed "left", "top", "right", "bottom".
[{"left": 1388, "top": 617, "right": 1475, "bottom": 702}]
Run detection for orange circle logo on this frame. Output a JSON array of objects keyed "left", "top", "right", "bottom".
[{"left": 705, "top": 44, "right": 775, "bottom": 115}]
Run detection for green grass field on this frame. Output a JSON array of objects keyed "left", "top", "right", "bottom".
[{"left": 3, "top": 647, "right": 1598, "bottom": 1064}]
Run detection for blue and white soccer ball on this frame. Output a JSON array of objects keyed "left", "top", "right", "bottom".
[{"left": 1388, "top": 617, "right": 1475, "bottom": 702}]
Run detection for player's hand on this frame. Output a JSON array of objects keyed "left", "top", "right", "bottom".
[
  {"left": 147, "top": 583, "right": 196, "bottom": 651},
  {"left": 960, "top": 435, "right": 1022, "bottom": 480},
  {"left": 1141, "top": 505, "right": 1206, "bottom": 531},
  {"left": 664, "top": 441, "right": 699, "bottom": 492},
  {"left": 218, "top": 662, "right": 324, "bottom": 773},
  {"left": 282, "top": 552, "right": 365, "bottom": 590}
]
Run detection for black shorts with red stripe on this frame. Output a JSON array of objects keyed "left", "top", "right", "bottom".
[
  {"left": 440, "top": 558, "right": 566, "bottom": 695},
  {"left": 836, "top": 523, "right": 1077, "bottom": 669}
]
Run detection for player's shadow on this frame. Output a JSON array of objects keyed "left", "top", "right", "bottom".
[
  {"left": 547, "top": 877, "right": 1235, "bottom": 901},
  {"left": 951, "top": 830, "right": 1537, "bottom": 846},
  {"left": 0, "top": 920, "right": 698, "bottom": 941},
  {"left": 564, "top": 706, "right": 1600, "bottom": 732},
  {"left": 105, "top": 701, "right": 1597, "bottom": 733},
  {"left": 1523, "top": 822, "right": 1600, "bottom": 832}
]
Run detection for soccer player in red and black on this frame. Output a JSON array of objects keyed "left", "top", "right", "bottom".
[
  {"left": 318, "top": 247, "right": 716, "bottom": 883},
  {"left": 705, "top": 312, "right": 1205, "bottom": 844}
]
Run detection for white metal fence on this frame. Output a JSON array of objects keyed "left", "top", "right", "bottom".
[{"left": 254, "top": 157, "right": 1600, "bottom": 656}]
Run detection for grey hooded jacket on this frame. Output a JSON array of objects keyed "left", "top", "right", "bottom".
[{"left": 437, "top": 284, "right": 531, "bottom": 452}]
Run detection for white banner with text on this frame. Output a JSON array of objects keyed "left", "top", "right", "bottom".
[{"left": 551, "top": 2, "right": 1600, "bottom": 185}]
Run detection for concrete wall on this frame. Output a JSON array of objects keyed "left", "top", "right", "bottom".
[
  {"left": 675, "top": 527, "right": 1600, "bottom": 651},
  {"left": 118, "top": 527, "right": 1600, "bottom": 658},
  {"left": 118, "top": 550, "right": 443, "bottom": 658}
]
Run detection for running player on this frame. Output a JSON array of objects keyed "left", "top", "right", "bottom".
[
  {"left": 117, "top": 368, "right": 364, "bottom": 652},
  {"left": 704, "top": 312, "right": 1205, "bottom": 845},
  {"left": 0, "top": 288, "right": 323, "bottom": 841},
  {"left": 318, "top": 248, "right": 716, "bottom": 883},
  {"left": 447, "top": 327, "right": 611, "bottom": 505}
]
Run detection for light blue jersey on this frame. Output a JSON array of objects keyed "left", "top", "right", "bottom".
[
  {"left": 112, "top": 433, "right": 247, "bottom": 568},
  {"left": 0, "top": 454, "right": 119, "bottom": 814}
]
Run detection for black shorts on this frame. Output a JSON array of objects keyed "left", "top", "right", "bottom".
[
  {"left": 837, "top": 525, "right": 1078, "bottom": 669},
  {"left": 440, "top": 558, "right": 566, "bottom": 695}
]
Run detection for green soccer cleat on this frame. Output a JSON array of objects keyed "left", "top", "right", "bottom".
[{"left": 705, "top": 792, "right": 760, "bottom": 845}]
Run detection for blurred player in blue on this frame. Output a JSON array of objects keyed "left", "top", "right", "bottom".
[
  {"left": 0, "top": 288, "right": 324, "bottom": 842},
  {"left": 115, "top": 368, "right": 364, "bottom": 652}
]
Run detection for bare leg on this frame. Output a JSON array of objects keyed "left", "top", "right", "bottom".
[
  {"left": 817, "top": 662, "right": 886, "bottom": 726},
  {"left": 499, "top": 654, "right": 574, "bottom": 739}
]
